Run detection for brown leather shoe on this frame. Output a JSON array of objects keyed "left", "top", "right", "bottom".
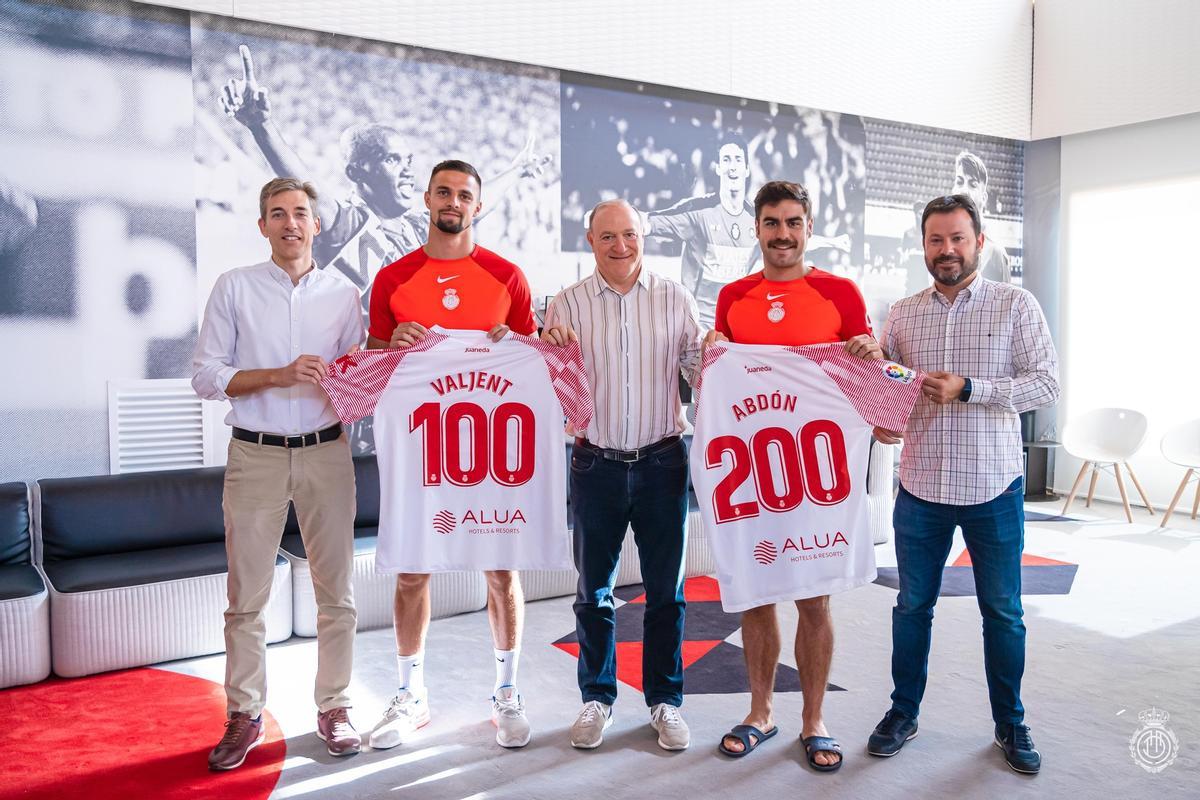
[
  {"left": 208, "top": 712, "right": 265, "bottom": 771},
  {"left": 317, "top": 707, "right": 362, "bottom": 757}
]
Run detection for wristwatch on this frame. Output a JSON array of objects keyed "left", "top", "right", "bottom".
[{"left": 958, "top": 378, "right": 973, "bottom": 403}]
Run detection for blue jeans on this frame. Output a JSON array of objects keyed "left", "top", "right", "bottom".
[
  {"left": 570, "top": 438, "right": 688, "bottom": 707},
  {"left": 890, "top": 477, "right": 1026, "bottom": 724}
]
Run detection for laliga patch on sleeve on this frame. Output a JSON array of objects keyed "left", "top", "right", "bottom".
[{"left": 882, "top": 362, "right": 917, "bottom": 384}]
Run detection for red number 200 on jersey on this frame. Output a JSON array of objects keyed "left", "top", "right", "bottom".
[{"left": 705, "top": 419, "right": 850, "bottom": 524}]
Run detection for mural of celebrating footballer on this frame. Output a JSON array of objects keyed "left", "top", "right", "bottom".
[
  {"left": 645, "top": 135, "right": 850, "bottom": 328},
  {"left": 218, "top": 44, "right": 551, "bottom": 311}
]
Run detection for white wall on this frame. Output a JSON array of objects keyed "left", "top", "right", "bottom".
[
  {"left": 154, "top": 0, "right": 1034, "bottom": 140},
  {"left": 1033, "top": 0, "right": 1200, "bottom": 138},
  {"left": 1054, "top": 111, "right": 1200, "bottom": 510}
]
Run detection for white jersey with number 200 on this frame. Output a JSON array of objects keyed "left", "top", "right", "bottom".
[
  {"left": 690, "top": 343, "right": 922, "bottom": 612},
  {"left": 320, "top": 327, "right": 593, "bottom": 573}
]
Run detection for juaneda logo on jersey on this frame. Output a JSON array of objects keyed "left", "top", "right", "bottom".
[
  {"left": 751, "top": 532, "right": 849, "bottom": 564},
  {"left": 882, "top": 362, "right": 916, "bottom": 384}
]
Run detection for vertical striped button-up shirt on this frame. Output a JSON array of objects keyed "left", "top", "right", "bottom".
[
  {"left": 881, "top": 275, "right": 1060, "bottom": 506},
  {"left": 546, "top": 268, "right": 703, "bottom": 450}
]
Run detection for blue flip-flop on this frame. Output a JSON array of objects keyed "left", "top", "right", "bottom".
[
  {"left": 718, "top": 724, "right": 779, "bottom": 758},
  {"left": 801, "top": 735, "right": 844, "bottom": 772}
]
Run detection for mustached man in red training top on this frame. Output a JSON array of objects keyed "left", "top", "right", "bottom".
[
  {"left": 706, "top": 181, "right": 882, "bottom": 772},
  {"left": 363, "top": 160, "right": 538, "bottom": 750}
]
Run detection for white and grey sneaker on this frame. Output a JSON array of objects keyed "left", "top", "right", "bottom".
[
  {"left": 491, "top": 686, "right": 532, "bottom": 748},
  {"left": 649, "top": 703, "right": 690, "bottom": 750},
  {"left": 570, "top": 700, "right": 613, "bottom": 749},
  {"left": 368, "top": 689, "right": 431, "bottom": 750}
]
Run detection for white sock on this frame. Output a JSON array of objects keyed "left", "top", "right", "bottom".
[
  {"left": 397, "top": 651, "right": 425, "bottom": 695},
  {"left": 494, "top": 648, "right": 519, "bottom": 694}
]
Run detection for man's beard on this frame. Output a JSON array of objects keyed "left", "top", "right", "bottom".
[
  {"left": 434, "top": 214, "right": 467, "bottom": 235},
  {"left": 926, "top": 251, "right": 979, "bottom": 286}
]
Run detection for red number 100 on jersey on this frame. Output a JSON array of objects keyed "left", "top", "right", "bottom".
[
  {"left": 705, "top": 419, "right": 851, "bottom": 524},
  {"left": 410, "top": 401, "right": 536, "bottom": 487}
]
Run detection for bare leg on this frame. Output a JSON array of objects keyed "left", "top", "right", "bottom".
[
  {"left": 484, "top": 570, "right": 523, "bottom": 650},
  {"left": 721, "top": 604, "right": 779, "bottom": 753},
  {"left": 393, "top": 573, "right": 431, "bottom": 655},
  {"left": 795, "top": 595, "right": 838, "bottom": 766}
]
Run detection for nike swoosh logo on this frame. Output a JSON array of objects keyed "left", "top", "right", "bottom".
[
  {"left": 497, "top": 657, "right": 505, "bottom": 662},
  {"left": 436, "top": 275, "right": 459, "bottom": 284},
  {"left": 766, "top": 292, "right": 787, "bottom": 300}
]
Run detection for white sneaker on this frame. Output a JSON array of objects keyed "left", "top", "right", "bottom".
[
  {"left": 368, "top": 689, "right": 431, "bottom": 749},
  {"left": 649, "top": 703, "right": 690, "bottom": 750},
  {"left": 491, "top": 686, "right": 532, "bottom": 748},
  {"left": 570, "top": 700, "right": 613, "bottom": 749}
]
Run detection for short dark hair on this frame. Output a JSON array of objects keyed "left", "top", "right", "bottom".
[
  {"left": 429, "top": 159, "right": 482, "bottom": 190},
  {"left": 753, "top": 181, "right": 812, "bottom": 220},
  {"left": 955, "top": 151, "right": 988, "bottom": 187},
  {"left": 920, "top": 193, "right": 982, "bottom": 237},
  {"left": 341, "top": 122, "right": 405, "bottom": 169},
  {"left": 714, "top": 135, "right": 749, "bottom": 162}
]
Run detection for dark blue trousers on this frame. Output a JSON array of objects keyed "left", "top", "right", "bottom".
[
  {"left": 890, "top": 477, "right": 1027, "bottom": 724},
  {"left": 570, "top": 438, "right": 688, "bottom": 707}
]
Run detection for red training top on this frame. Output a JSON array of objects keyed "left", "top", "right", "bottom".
[
  {"left": 369, "top": 245, "right": 537, "bottom": 340},
  {"left": 715, "top": 268, "right": 872, "bottom": 345}
]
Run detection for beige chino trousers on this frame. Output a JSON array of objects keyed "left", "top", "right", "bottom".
[{"left": 221, "top": 435, "right": 357, "bottom": 717}]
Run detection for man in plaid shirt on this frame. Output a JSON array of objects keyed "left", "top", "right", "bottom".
[{"left": 868, "top": 195, "right": 1059, "bottom": 775}]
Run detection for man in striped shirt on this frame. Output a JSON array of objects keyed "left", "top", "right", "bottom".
[
  {"left": 541, "top": 199, "right": 703, "bottom": 751},
  {"left": 867, "top": 194, "right": 1059, "bottom": 774}
]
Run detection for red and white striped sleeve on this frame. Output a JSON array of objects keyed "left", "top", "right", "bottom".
[
  {"left": 320, "top": 332, "right": 447, "bottom": 423},
  {"left": 689, "top": 342, "right": 730, "bottom": 419},
  {"left": 516, "top": 334, "right": 594, "bottom": 431},
  {"left": 787, "top": 343, "right": 923, "bottom": 432}
]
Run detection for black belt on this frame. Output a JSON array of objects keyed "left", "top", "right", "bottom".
[
  {"left": 574, "top": 435, "right": 681, "bottom": 463},
  {"left": 232, "top": 423, "right": 342, "bottom": 449}
]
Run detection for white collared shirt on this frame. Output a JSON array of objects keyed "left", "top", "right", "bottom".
[
  {"left": 192, "top": 260, "right": 364, "bottom": 435},
  {"left": 546, "top": 268, "right": 703, "bottom": 450}
]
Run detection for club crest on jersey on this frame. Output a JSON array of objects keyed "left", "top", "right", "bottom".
[
  {"left": 882, "top": 362, "right": 916, "bottom": 384},
  {"left": 442, "top": 287, "right": 460, "bottom": 310},
  {"left": 767, "top": 301, "right": 785, "bottom": 323}
]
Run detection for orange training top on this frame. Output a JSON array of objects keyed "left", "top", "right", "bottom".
[
  {"left": 715, "top": 268, "right": 872, "bottom": 345},
  {"left": 369, "top": 245, "right": 536, "bottom": 340}
]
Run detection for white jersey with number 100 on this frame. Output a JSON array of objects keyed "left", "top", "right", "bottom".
[
  {"left": 690, "top": 343, "right": 922, "bottom": 612},
  {"left": 319, "top": 327, "right": 592, "bottom": 573}
]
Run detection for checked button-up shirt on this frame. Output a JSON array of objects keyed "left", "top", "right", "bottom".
[{"left": 881, "top": 275, "right": 1060, "bottom": 506}]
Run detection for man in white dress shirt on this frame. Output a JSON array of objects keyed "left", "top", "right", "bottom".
[
  {"left": 193, "top": 178, "right": 364, "bottom": 770},
  {"left": 542, "top": 199, "right": 703, "bottom": 751}
]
